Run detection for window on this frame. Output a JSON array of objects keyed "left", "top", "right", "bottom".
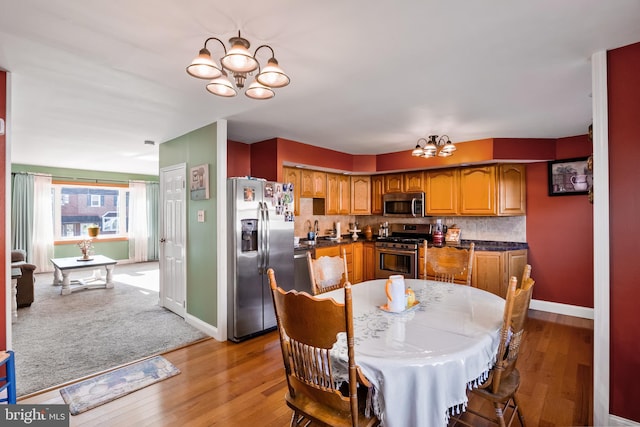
[
  {"left": 52, "top": 183, "right": 129, "bottom": 240},
  {"left": 90, "top": 194, "right": 102, "bottom": 207}
]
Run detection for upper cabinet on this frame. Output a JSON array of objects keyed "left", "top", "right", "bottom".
[
  {"left": 459, "top": 166, "right": 497, "bottom": 215},
  {"left": 384, "top": 173, "right": 404, "bottom": 193},
  {"left": 498, "top": 164, "right": 526, "bottom": 215},
  {"left": 404, "top": 171, "right": 424, "bottom": 192},
  {"left": 427, "top": 164, "right": 526, "bottom": 216},
  {"left": 300, "top": 170, "right": 326, "bottom": 198},
  {"left": 371, "top": 175, "right": 384, "bottom": 215},
  {"left": 294, "top": 163, "right": 525, "bottom": 217},
  {"left": 282, "top": 167, "right": 301, "bottom": 216},
  {"left": 350, "top": 176, "right": 371, "bottom": 215},
  {"left": 426, "top": 169, "right": 459, "bottom": 215},
  {"left": 326, "top": 173, "right": 350, "bottom": 215}
]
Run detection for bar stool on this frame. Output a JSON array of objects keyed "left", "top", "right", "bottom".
[{"left": 0, "top": 351, "right": 16, "bottom": 404}]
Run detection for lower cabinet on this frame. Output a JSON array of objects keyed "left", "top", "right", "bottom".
[
  {"left": 472, "top": 249, "right": 528, "bottom": 298},
  {"left": 363, "top": 242, "right": 376, "bottom": 281},
  {"left": 352, "top": 242, "right": 363, "bottom": 283}
]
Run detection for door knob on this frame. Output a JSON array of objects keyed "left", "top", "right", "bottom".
[{"left": 160, "top": 238, "right": 166, "bottom": 243}]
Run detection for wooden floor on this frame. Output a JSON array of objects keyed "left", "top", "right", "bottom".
[{"left": 20, "top": 310, "right": 593, "bottom": 426}]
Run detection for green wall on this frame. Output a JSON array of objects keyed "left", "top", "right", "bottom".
[
  {"left": 11, "top": 164, "right": 158, "bottom": 260},
  {"left": 159, "top": 122, "right": 220, "bottom": 327}
]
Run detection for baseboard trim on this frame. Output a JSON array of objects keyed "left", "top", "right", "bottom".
[
  {"left": 185, "top": 312, "right": 220, "bottom": 341},
  {"left": 608, "top": 414, "right": 640, "bottom": 426},
  {"left": 529, "top": 299, "right": 594, "bottom": 320}
]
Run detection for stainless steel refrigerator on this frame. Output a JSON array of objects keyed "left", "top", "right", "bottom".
[{"left": 227, "top": 177, "right": 295, "bottom": 342}]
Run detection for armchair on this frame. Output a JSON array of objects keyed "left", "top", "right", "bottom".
[{"left": 11, "top": 249, "right": 36, "bottom": 307}]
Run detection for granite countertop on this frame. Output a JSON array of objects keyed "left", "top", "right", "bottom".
[
  {"left": 443, "top": 240, "right": 529, "bottom": 251},
  {"left": 295, "top": 236, "right": 528, "bottom": 252},
  {"left": 295, "top": 235, "right": 375, "bottom": 251}
]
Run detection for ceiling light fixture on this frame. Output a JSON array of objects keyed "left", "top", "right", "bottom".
[
  {"left": 411, "top": 135, "right": 456, "bottom": 158},
  {"left": 186, "top": 31, "right": 290, "bottom": 100}
]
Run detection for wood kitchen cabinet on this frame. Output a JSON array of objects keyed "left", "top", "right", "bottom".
[
  {"left": 426, "top": 168, "right": 459, "bottom": 215},
  {"left": 351, "top": 242, "right": 364, "bottom": 283},
  {"left": 498, "top": 164, "right": 527, "bottom": 215},
  {"left": 300, "top": 170, "right": 326, "bottom": 198},
  {"left": 459, "top": 166, "right": 497, "bottom": 215},
  {"left": 458, "top": 164, "right": 526, "bottom": 216},
  {"left": 350, "top": 176, "right": 371, "bottom": 215},
  {"left": 326, "top": 173, "right": 350, "bottom": 215},
  {"left": 325, "top": 173, "right": 339, "bottom": 214},
  {"left": 384, "top": 173, "right": 404, "bottom": 193},
  {"left": 371, "top": 175, "right": 384, "bottom": 215},
  {"left": 363, "top": 242, "right": 376, "bottom": 281},
  {"left": 282, "top": 166, "right": 300, "bottom": 216},
  {"left": 404, "top": 171, "right": 424, "bottom": 192},
  {"left": 472, "top": 249, "right": 528, "bottom": 297},
  {"left": 338, "top": 175, "right": 350, "bottom": 215}
]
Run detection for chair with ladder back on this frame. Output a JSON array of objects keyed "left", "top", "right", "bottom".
[
  {"left": 307, "top": 247, "right": 349, "bottom": 295},
  {"left": 267, "top": 268, "right": 379, "bottom": 427},
  {"left": 449, "top": 275, "right": 535, "bottom": 427},
  {"left": 423, "top": 241, "right": 475, "bottom": 286}
]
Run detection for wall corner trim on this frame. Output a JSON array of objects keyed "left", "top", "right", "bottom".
[
  {"left": 185, "top": 312, "right": 219, "bottom": 341},
  {"left": 529, "top": 299, "right": 594, "bottom": 320}
]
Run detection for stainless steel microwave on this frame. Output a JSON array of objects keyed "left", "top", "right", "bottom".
[{"left": 383, "top": 192, "right": 425, "bottom": 217}]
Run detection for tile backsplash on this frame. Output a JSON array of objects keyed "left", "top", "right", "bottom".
[{"left": 295, "top": 198, "right": 526, "bottom": 242}]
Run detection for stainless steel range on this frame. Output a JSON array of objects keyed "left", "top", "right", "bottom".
[{"left": 374, "top": 223, "right": 433, "bottom": 279}]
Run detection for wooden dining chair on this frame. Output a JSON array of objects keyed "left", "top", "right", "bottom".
[
  {"left": 423, "top": 241, "right": 475, "bottom": 285},
  {"left": 267, "top": 268, "right": 380, "bottom": 427},
  {"left": 449, "top": 275, "right": 535, "bottom": 427},
  {"left": 307, "top": 247, "right": 349, "bottom": 295},
  {"left": 520, "top": 264, "right": 532, "bottom": 287}
]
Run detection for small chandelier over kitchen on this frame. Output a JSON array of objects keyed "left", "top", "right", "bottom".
[
  {"left": 411, "top": 135, "right": 456, "bottom": 158},
  {"left": 186, "top": 31, "right": 290, "bottom": 100}
]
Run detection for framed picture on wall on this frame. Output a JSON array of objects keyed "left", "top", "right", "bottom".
[
  {"left": 548, "top": 157, "right": 592, "bottom": 196},
  {"left": 190, "top": 163, "right": 210, "bottom": 200}
]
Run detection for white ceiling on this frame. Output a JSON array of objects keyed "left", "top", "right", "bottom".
[{"left": 2, "top": 1, "right": 640, "bottom": 176}]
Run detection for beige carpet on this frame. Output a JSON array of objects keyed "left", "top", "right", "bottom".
[{"left": 11, "top": 261, "right": 207, "bottom": 397}]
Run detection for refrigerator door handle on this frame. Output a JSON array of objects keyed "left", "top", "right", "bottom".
[
  {"left": 265, "top": 205, "right": 271, "bottom": 270},
  {"left": 257, "top": 202, "right": 264, "bottom": 274}
]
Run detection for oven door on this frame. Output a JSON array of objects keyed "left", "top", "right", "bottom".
[{"left": 374, "top": 247, "right": 418, "bottom": 279}]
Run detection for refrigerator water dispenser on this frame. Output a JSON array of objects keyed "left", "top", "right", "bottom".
[{"left": 241, "top": 219, "right": 258, "bottom": 252}]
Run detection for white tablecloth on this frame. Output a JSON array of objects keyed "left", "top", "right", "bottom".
[{"left": 319, "top": 279, "right": 504, "bottom": 427}]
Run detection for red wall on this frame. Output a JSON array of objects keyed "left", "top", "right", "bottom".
[
  {"left": 608, "top": 41, "right": 640, "bottom": 422},
  {"left": 249, "top": 139, "right": 279, "bottom": 181},
  {"left": 1, "top": 71, "right": 6, "bottom": 348},
  {"left": 227, "top": 140, "right": 251, "bottom": 177},
  {"left": 525, "top": 135, "right": 594, "bottom": 307}
]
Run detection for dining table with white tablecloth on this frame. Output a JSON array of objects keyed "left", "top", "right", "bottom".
[{"left": 317, "top": 278, "right": 505, "bottom": 427}]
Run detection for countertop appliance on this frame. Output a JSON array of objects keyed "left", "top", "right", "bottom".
[
  {"left": 374, "top": 223, "right": 432, "bottom": 279},
  {"left": 383, "top": 192, "right": 425, "bottom": 217},
  {"left": 227, "top": 177, "right": 294, "bottom": 342}
]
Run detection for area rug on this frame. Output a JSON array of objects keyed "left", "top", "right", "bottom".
[
  {"left": 13, "top": 262, "right": 207, "bottom": 396},
  {"left": 60, "top": 355, "right": 180, "bottom": 415}
]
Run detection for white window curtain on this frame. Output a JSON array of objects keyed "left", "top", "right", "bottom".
[
  {"left": 32, "top": 174, "right": 55, "bottom": 272},
  {"left": 129, "top": 181, "right": 149, "bottom": 262}
]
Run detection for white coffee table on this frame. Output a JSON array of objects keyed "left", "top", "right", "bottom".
[{"left": 50, "top": 255, "right": 117, "bottom": 295}]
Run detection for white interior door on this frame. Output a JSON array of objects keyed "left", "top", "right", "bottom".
[{"left": 160, "top": 164, "right": 187, "bottom": 317}]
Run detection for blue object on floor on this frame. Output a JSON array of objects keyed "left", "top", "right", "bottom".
[{"left": 0, "top": 350, "right": 16, "bottom": 404}]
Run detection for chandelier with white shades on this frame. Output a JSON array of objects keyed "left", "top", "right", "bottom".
[{"left": 186, "top": 31, "right": 290, "bottom": 100}]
